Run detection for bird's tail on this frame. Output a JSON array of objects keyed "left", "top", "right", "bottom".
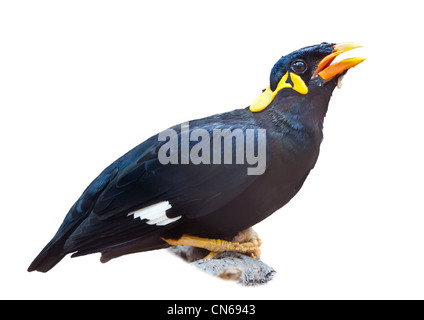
[
  {"left": 28, "top": 163, "right": 116, "bottom": 272},
  {"left": 27, "top": 232, "right": 70, "bottom": 272},
  {"left": 28, "top": 208, "right": 83, "bottom": 272}
]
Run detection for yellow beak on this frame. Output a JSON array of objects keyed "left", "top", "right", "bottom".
[{"left": 313, "top": 43, "right": 366, "bottom": 81}]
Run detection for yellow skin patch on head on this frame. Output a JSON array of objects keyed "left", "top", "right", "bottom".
[
  {"left": 249, "top": 72, "right": 308, "bottom": 112},
  {"left": 290, "top": 73, "right": 308, "bottom": 95}
]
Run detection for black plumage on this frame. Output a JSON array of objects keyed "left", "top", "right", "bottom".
[{"left": 28, "top": 42, "right": 364, "bottom": 272}]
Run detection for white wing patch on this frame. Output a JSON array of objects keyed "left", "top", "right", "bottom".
[{"left": 127, "top": 201, "right": 181, "bottom": 226}]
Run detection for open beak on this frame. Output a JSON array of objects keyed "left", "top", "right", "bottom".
[{"left": 313, "top": 43, "right": 366, "bottom": 82}]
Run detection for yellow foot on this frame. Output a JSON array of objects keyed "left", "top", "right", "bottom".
[{"left": 162, "top": 228, "right": 262, "bottom": 259}]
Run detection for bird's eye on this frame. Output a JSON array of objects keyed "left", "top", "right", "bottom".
[{"left": 291, "top": 60, "right": 307, "bottom": 74}]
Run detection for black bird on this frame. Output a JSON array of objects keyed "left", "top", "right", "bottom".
[{"left": 28, "top": 42, "right": 365, "bottom": 272}]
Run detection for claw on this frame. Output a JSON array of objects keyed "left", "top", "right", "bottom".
[{"left": 162, "top": 227, "right": 262, "bottom": 260}]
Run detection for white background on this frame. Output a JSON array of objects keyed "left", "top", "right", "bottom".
[{"left": 1, "top": 0, "right": 423, "bottom": 299}]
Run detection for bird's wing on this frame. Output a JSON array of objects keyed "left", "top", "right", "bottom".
[
  {"left": 64, "top": 110, "right": 270, "bottom": 254},
  {"left": 97, "top": 122, "right": 267, "bottom": 218}
]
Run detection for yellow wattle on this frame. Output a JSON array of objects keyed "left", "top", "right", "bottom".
[{"left": 249, "top": 72, "right": 308, "bottom": 112}]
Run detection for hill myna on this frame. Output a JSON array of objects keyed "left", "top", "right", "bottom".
[{"left": 28, "top": 42, "right": 365, "bottom": 272}]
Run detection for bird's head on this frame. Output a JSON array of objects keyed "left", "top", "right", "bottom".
[{"left": 250, "top": 42, "right": 366, "bottom": 112}]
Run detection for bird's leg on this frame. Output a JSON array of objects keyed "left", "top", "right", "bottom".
[{"left": 162, "top": 227, "right": 262, "bottom": 259}]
